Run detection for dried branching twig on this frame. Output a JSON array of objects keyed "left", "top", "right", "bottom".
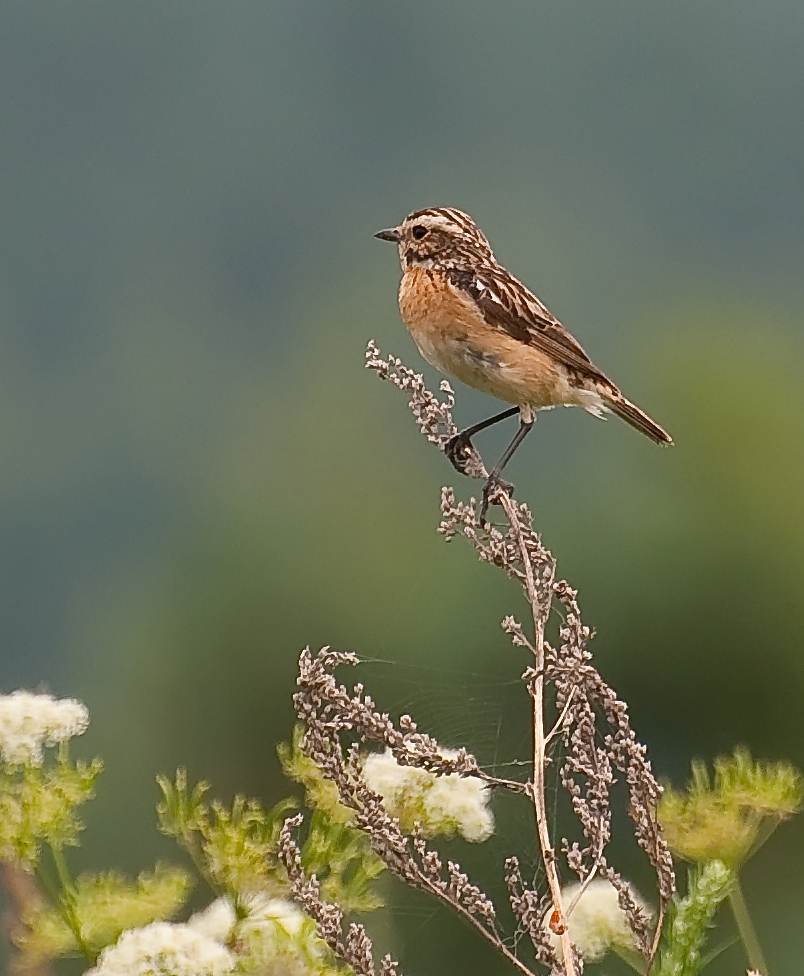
[
  {"left": 277, "top": 343, "right": 675, "bottom": 976},
  {"left": 289, "top": 646, "right": 537, "bottom": 976},
  {"left": 278, "top": 813, "right": 400, "bottom": 976}
]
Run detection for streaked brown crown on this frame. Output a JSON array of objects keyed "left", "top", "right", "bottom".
[{"left": 383, "top": 207, "right": 496, "bottom": 272}]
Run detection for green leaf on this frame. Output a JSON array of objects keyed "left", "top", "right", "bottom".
[
  {"left": 156, "top": 768, "right": 210, "bottom": 840},
  {"left": 659, "top": 748, "right": 803, "bottom": 866},
  {"left": 14, "top": 864, "right": 192, "bottom": 964},
  {"left": 278, "top": 726, "right": 354, "bottom": 825},
  {"left": 0, "top": 756, "right": 102, "bottom": 865}
]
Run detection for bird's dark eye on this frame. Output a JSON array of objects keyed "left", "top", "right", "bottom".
[{"left": 412, "top": 225, "right": 428, "bottom": 240}]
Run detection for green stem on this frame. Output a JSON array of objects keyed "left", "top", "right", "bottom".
[
  {"left": 49, "top": 845, "right": 93, "bottom": 963},
  {"left": 728, "top": 878, "right": 768, "bottom": 975},
  {"left": 33, "top": 860, "right": 64, "bottom": 917},
  {"left": 744, "top": 816, "right": 780, "bottom": 863}
]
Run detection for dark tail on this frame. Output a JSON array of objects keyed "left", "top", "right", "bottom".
[{"left": 607, "top": 394, "right": 673, "bottom": 445}]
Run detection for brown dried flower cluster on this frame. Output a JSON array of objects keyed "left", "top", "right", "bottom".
[
  {"left": 277, "top": 344, "right": 675, "bottom": 976},
  {"left": 278, "top": 812, "right": 399, "bottom": 976},
  {"left": 283, "top": 647, "right": 525, "bottom": 973}
]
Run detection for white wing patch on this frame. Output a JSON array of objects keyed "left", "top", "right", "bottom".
[{"left": 574, "top": 388, "right": 611, "bottom": 419}]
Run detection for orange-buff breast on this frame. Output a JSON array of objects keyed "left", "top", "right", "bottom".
[{"left": 397, "top": 268, "right": 570, "bottom": 410}]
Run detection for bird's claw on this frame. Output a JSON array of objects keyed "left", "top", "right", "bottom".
[
  {"left": 480, "top": 472, "right": 515, "bottom": 524},
  {"left": 444, "top": 432, "right": 475, "bottom": 476}
]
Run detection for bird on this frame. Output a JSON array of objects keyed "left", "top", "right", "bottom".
[{"left": 375, "top": 207, "right": 672, "bottom": 518}]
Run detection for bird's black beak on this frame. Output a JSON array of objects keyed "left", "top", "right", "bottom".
[{"left": 374, "top": 227, "right": 401, "bottom": 243}]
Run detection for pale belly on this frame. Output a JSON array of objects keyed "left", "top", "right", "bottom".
[{"left": 397, "top": 268, "right": 604, "bottom": 414}]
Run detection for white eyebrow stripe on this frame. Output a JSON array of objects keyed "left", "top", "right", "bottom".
[{"left": 408, "top": 212, "right": 457, "bottom": 232}]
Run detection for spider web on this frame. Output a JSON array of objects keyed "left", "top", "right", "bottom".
[
  {"left": 354, "top": 656, "right": 527, "bottom": 773},
  {"left": 350, "top": 656, "right": 572, "bottom": 971}
]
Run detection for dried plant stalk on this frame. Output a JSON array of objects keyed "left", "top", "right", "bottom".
[
  {"left": 497, "top": 488, "right": 575, "bottom": 968},
  {"left": 288, "top": 646, "right": 538, "bottom": 976},
  {"left": 278, "top": 343, "right": 675, "bottom": 976}
]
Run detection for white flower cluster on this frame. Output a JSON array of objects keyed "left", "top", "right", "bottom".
[
  {"left": 0, "top": 691, "right": 89, "bottom": 766},
  {"left": 362, "top": 748, "right": 494, "bottom": 843},
  {"left": 81, "top": 895, "right": 322, "bottom": 976},
  {"left": 189, "top": 894, "right": 307, "bottom": 941},
  {"left": 546, "top": 879, "right": 650, "bottom": 962},
  {"left": 83, "top": 921, "right": 235, "bottom": 976},
  {"left": 241, "top": 895, "right": 307, "bottom": 939},
  {"left": 190, "top": 895, "right": 324, "bottom": 975},
  {"left": 187, "top": 898, "right": 239, "bottom": 942}
]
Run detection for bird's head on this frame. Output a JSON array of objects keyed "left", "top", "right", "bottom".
[{"left": 375, "top": 207, "right": 495, "bottom": 272}]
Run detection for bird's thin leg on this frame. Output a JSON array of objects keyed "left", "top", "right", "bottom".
[
  {"left": 480, "top": 417, "right": 535, "bottom": 522},
  {"left": 444, "top": 406, "right": 520, "bottom": 475}
]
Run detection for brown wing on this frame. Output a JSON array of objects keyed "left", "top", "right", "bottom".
[{"left": 448, "top": 267, "right": 613, "bottom": 387}]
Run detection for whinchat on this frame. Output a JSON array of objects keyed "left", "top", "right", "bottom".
[{"left": 376, "top": 207, "right": 672, "bottom": 515}]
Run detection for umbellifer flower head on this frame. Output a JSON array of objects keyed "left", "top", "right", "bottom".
[
  {"left": 0, "top": 691, "right": 89, "bottom": 766},
  {"left": 188, "top": 894, "right": 308, "bottom": 942},
  {"left": 242, "top": 894, "right": 308, "bottom": 935},
  {"left": 659, "top": 749, "right": 803, "bottom": 866},
  {"left": 545, "top": 879, "right": 650, "bottom": 962},
  {"left": 362, "top": 747, "right": 494, "bottom": 842},
  {"left": 83, "top": 921, "right": 235, "bottom": 976},
  {"left": 189, "top": 894, "right": 333, "bottom": 975},
  {"left": 187, "top": 898, "right": 238, "bottom": 943}
]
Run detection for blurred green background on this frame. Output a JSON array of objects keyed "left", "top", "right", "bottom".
[{"left": 2, "top": 1, "right": 803, "bottom": 972}]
